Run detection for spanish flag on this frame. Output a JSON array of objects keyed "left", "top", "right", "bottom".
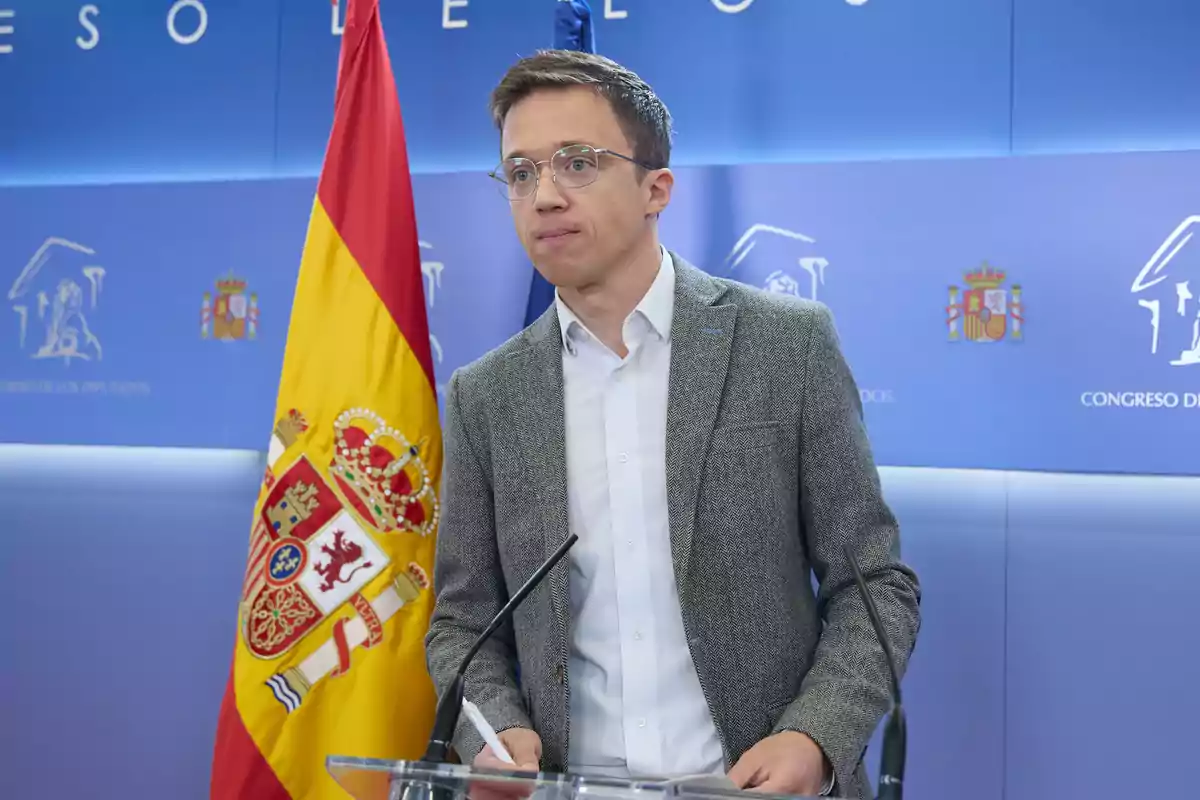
[{"left": 209, "top": 0, "right": 440, "bottom": 797}]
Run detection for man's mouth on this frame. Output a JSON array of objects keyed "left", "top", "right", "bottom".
[{"left": 537, "top": 228, "right": 579, "bottom": 241}]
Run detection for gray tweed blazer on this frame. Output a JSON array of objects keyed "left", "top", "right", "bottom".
[{"left": 425, "top": 253, "right": 921, "bottom": 799}]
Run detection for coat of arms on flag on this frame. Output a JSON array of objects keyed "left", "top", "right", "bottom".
[{"left": 240, "top": 407, "right": 437, "bottom": 713}]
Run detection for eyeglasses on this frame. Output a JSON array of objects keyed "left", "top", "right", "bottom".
[{"left": 489, "top": 144, "right": 657, "bottom": 201}]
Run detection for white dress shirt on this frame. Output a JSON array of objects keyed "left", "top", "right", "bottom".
[{"left": 556, "top": 247, "right": 726, "bottom": 779}]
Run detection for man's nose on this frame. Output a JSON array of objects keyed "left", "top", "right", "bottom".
[{"left": 533, "top": 164, "right": 567, "bottom": 210}]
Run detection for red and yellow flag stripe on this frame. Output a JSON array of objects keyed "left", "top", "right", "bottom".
[{"left": 211, "top": 1, "right": 440, "bottom": 797}]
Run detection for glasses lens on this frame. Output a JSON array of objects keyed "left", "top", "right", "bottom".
[
  {"left": 553, "top": 145, "right": 600, "bottom": 188},
  {"left": 495, "top": 158, "right": 537, "bottom": 199}
]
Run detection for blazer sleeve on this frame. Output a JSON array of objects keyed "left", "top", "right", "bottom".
[
  {"left": 425, "top": 368, "right": 532, "bottom": 761},
  {"left": 771, "top": 304, "right": 922, "bottom": 792}
]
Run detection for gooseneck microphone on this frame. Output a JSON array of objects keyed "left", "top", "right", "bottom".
[
  {"left": 843, "top": 543, "right": 906, "bottom": 800},
  {"left": 421, "top": 532, "right": 579, "bottom": 764}
]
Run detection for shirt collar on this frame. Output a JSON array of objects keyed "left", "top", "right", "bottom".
[{"left": 555, "top": 246, "right": 675, "bottom": 353}]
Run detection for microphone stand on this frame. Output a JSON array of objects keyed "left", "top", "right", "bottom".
[
  {"left": 395, "top": 534, "right": 580, "bottom": 800},
  {"left": 843, "top": 543, "right": 906, "bottom": 800}
]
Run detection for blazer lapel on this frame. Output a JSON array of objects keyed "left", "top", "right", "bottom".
[
  {"left": 665, "top": 255, "right": 735, "bottom": 597},
  {"left": 506, "top": 309, "right": 573, "bottom": 650}
]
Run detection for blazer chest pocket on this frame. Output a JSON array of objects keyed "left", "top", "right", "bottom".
[
  {"left": 708, "top": 421, "right": 780, "bottom": 454},
  {"left": 701, "top": 421, "right": 786, "bottom": 533}
]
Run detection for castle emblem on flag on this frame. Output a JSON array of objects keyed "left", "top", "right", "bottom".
[
  {"left": 946, "top": 262, "right": 1024, "bottom": 342},
  {"left": 201, "top": 272, "right": 258, "bottom": 341},
  {"left": 239, "top": 407, "right": 438, "bottom": 712}
]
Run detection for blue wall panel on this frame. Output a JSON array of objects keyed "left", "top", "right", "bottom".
[
  {"left": 0, "top": 179, "right": 312, "bottom": 448},
  {"left": 1004, "top": 472, "right": 1200, "bottom": 799},
  {"left": 0, "top": 445, "right": 263, "bottom": 800},
  {"left": 5, "top": 151, "right": 1197, "bottom": 474},
  {"left": 0, "top": 0, "right": 282, "bottom": 183},
  {"left": 4, "top": 0, "right": 1200, "bottom": 184},
  {"left": 556, "top": 0, "right": 1014, "bottom": 167},
  {"left": 1012, "top": 0, "right": 1200, "bottom": 154},
  {"left": 873, "top": 468, "right": 1008, "bottom": 800},
  {"left": 1, "top": 0, "right": 1015, "bottom": 183}
]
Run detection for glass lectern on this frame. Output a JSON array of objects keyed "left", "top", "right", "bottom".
[{"left": 327, "top": 757, "right": 825, "bottom": 800}]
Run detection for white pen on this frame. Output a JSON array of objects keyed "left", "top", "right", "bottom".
[{"left": 462, "top": 698, "right": 516, "bottom": 765}]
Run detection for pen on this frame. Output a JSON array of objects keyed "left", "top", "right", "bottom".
[{"left": 462, "top": 697, "right": 515, "bottom": 765}]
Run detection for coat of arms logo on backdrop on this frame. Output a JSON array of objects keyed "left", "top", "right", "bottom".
[{"left": 946, "top": 262, "right": 1024, "bottom": 342}]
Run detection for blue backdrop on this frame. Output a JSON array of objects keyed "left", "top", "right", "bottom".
[
  {"left": 3, "top": 152, "right": 1199, "bottom": 474},
  {"left": 2, "top": 0, "right": 1199, "bottom": 185},
  {"left": 2, "top": 1, "right": 1199, "bottom": 470},
  {"left": 3, "top": 4, "right": 1200, "bottom": 800}
]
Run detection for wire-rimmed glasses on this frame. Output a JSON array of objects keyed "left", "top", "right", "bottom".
[{"left": 489, "top": 143, "right": 656, "bottom": 200}]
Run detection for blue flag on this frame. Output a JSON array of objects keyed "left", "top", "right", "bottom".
[
  {"left": 523, "top": 1, "right": 596, "bottom": 327},
  {"left": 554, "top": 0, "right": 596, "bottom": 52}
]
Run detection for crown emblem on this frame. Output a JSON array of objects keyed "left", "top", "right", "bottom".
[
  {"left": 961, "top": 261, "right": 1006, "bottom": 289},
  {"left": 215, "top": 274, "right": 248, "bottom": 295},
  {"left": 329, "top": 409, "right": 439, "bottom": 536}
]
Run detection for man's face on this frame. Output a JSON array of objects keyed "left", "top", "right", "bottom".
[{"left": 499, "top": 86, "right": 670, "bottom": 292}]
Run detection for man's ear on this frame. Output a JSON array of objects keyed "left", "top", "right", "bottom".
[{"left": 645, "top": 168, "right": 674, "bottom": 217}]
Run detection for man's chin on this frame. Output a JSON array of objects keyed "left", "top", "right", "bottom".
[{"left": 532, "top": 260, "right": 580, "bottom": 289}]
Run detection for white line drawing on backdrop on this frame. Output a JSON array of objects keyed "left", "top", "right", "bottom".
[
  {"left": 419, "top": 240, "right": 444, "bottom": 366},
  {"left": 0, "top": 9, "right": 14, "bottom": 55},
  {"left": 726, "top": 224, "right": 830, "bottom": 302},
  {"left": 8, "top": 237, "right": 106, "bottom": 364},
  {"left": 1131, "top": 215, "right": 1200, "bottom": 367},
  {"left": 330, "top": 0, "right": 345, "bottom": 35}
]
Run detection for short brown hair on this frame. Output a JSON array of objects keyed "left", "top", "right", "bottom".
[{"left": 489, "top": 49, "right": 673, "bottom": 169}]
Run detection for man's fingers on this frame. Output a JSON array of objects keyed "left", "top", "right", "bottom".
[
  {"left": 500, "top": 730, "right": 542, "bottom": 771},
  {"left": 746, "top": 775, "right": 786, "bottom": 794},
  {"left": 474, "top": 746, "right": 511, "bottom": 769},
  {"left": 511, "top": 748, "right": 540, "bottom": 771},
  {"left": 727, "top": 755, "right": 764, "bottom": 789},
  {"left": 750, "top": 770, "right": 820, "bottom": 796}
]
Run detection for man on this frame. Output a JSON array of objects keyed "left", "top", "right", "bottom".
[{"left": 425, "top": 49, "right": 921, "bottom": 799}]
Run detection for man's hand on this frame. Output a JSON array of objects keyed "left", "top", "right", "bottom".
[
  {"left": 728, "top": 731, "right": 831, "bottom": 796},
  {"left": 474, "top": 727, "right": 543, "bottom": 772},
  {"left": 468, "top": 728, "right": 543, "bottom": 800}
]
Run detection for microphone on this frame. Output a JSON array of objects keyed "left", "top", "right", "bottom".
[
  {"left": 421, "top": 532, "right": 579, "bottom": 764},
  {"left": 843, "top": 543, "right": 906, "bottom": 800}
]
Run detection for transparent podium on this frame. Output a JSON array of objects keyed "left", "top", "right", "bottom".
[{"left": 326, "top": 757, "right": 823, "bottom": 800}]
